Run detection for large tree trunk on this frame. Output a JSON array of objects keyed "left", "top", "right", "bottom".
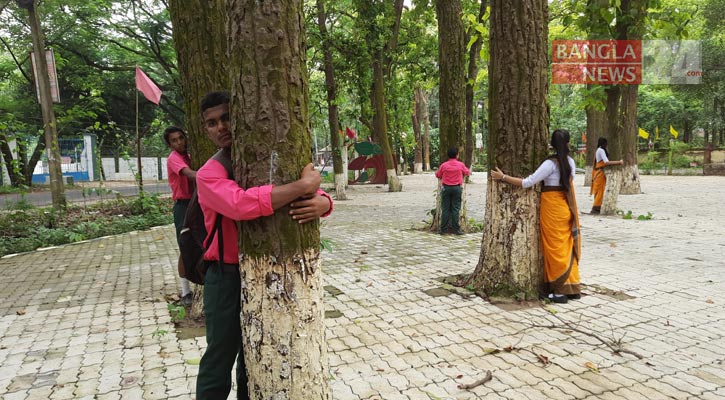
[
  {"left": 600, "top": 168, "right": 623, "bottom": 215},
  {"left": 603, "top": 0, "right": 646, "bottom": 197},
  {"left": 169, "top": 0, "right": 230, "bottom": 318},
  {"left": 168, "top": 0, "right": 227, "bottom": 170},
  {"left": 316, "top": 0, "right": 347, "bottom": 199},
  {"left": 467, "top": 0, "right": 549, "bottom": 299},
  {"left": 432, "top": 0, "right": 467, "bottom": 232},
  {"left": 372, "top": 57, "right": 402, "bottom": 192},
  {"left": 227, "top": 1, "right": 330, "bottom": 398},
  {"left": 464, "top": 0, "right": 487, "bottom": 169},
  {"left": 619, "top": 85, "right": 641, "bottom": 194}
]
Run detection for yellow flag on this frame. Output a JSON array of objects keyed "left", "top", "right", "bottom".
[
  {"left": 638, "top": 128, "right": 649, "bottom": 139},
  {"left": 655, "top": 126, "right": 659, "bottom": 140},
  {"left": 670, "top": 125, "right": 679, "bottom": 139}
]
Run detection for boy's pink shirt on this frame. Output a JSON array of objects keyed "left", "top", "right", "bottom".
[
  {"left": 167, "top": 150, "right": 192, "bottom": 200},
  {"left": 197, "top": 158, "right": 333, "bottom": 264},
  {"left": 435, "top": 158, "right": 470, "bottom": 186}
]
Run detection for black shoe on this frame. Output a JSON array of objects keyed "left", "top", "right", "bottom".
[
  {"left": 181, "top": 293, "right": 193, "bottom": 306},
  {"left": 547, "top": 293, "right": 568, "bottom": 304},
  {"left": 453, "top": 230, "right": 464, "bottom": 235},
  {"left": 567, "top": 293, "right": 581, "bottom": 300}
]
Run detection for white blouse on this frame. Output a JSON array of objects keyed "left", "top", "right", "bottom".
[
  {"left": 521, "top": 157, "right": 576, "bottom": 189},
  {"left": 595, "top": 147, "right": 609, "bottom": 163}
]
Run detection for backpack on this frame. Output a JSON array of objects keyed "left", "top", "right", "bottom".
[{"left": 178, "top": 150, "right": 232, "bottom": 285}]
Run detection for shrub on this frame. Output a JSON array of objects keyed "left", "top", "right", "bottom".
[{"left": 0, "top": 196, "right": 173, "bottom": 257}]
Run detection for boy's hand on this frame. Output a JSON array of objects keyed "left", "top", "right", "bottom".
[
  {"left": 299, "top": 163, "right": 321, "bottom": 196},
  {"left": 289, "top": 194, "right": 330, "bottom": 223}
]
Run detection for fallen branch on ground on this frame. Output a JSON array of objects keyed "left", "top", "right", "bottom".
[{"left": 457, "top": 370, "right": 492, "bottom": 390}]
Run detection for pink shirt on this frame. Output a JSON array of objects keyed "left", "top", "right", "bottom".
[
  {"left": 167, "top": 151, "right": 192, "bottom": 200},
  {"left": 197, "top": 158, "right": 333, "bottom": 264},
  {"left": 435, "top": 158, "right": 470, "bottom": 186}
]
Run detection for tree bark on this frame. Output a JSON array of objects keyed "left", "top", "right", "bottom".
[
  {"left": 227, "top": 1, "right": 330, "bottom": 398},
  {"left": 601, "top": 168, "right": 622, "bottom": 215},
  {"left": 584, "top": 90, "right": 605, "bottom": 187},
  {"left": 316, "top": 0, "right": 347, "bottom": 199},
  {"left": 618, "top": 84, "right": 641, "bottom": 194},
  {"left": 422, "top": 90, "right": 431, "bottom": 171},
  {"left": 0, "top": 137, "right": 24, "bottom": 186},
  {"left": 435, "top": 0, "right": 466, "bottom": 161},
  {"left": 169, "top": 0, "right": 230, "bottom": 318},
  {"left": 168, "top": 0, "right": 228, "bottom": 170},
  {"left": 412, "top": 87, "right": 423, "bottom": 173},
  {"left": 433, "top": 0, "right": 467, "bottom": 232},
  {"left": 464, "top": 0, "right": 487, "bottom": 169},
  {"left": 467, "top": 0, "right": 549, "bottom": 299},
  {"left": 605, "top": 0, "right": 646, "bottom": 196},
  {"left": 20, "top": 1, "right": 66, "bottom": 208},
  {"left": 372, "top": 56, "right": 402, "bottom": 192}
]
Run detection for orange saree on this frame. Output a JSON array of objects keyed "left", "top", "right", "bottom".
[
  {"left": 590, "top": 160, "right": 606, "bottom": 212},
  {"left": 540, "top": 183, "right": 581, "bottom": 295}
]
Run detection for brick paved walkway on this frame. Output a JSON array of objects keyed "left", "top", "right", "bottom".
[{"left": 1, "top": 173, "right": 724, "bottom": 399}]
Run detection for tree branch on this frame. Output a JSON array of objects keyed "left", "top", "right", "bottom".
[{"left": 0, "top": 35, "right": 32, "bottom": 83}]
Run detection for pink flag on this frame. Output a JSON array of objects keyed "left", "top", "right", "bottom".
[{"left": 135, "top": 66, "right": 162, "bottom": 105}]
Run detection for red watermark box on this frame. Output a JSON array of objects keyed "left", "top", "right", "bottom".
[{"left": 552, "top": 40, "right": 643, "bottom": 84}]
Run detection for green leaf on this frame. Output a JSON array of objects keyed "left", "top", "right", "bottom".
[
  {"left": 600, "top": 8, "right": 614, "bottom": 24},
  {"left": 185, "top": 358, "right": 201, "bottom": 365}
]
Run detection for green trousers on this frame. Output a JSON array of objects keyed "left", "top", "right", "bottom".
[
  {"left": 196, "top": 262, "right": 248, "bottom": 400},
  {"left": 440, "top": 184, "right": 462, "bottom": 233}
]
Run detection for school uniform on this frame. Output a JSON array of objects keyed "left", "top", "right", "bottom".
[
  {"left": 435, "top": 158, "right": 470, "bottom": 233},
  {"left": 195, "top": 153, "right": 332, "bottom": 399}
]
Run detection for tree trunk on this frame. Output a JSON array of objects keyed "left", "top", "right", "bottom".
[
  {"left": 606, "top": 0, "right": 646, "bottom": 196},
  {"left": 600, "top": 168, "right": 622, "bottom": 215},
  {"left": 584, "top": 93, "right": 605, "bottom": 187},
  {"left": 372, "top": 56, "right": 402, "bottom": 192},
  {"left": 227, "top": 1, "right": 330, "bottom": 398},
  {"left": 316, "top": 0, "right": 346, "bottom": 200},
  {"left": 683, "top": 115, "right": 691, "bottom": 143},
  {"left": 619, "top": 84, "right": 641, "bottom": 194},
  {"left": 0, "top": 138, "right": 24, "bottom": 186},
  {"left": 21, "top": 2, "right": 65, "bottom": 208},
  {"left": 412, "top": 87, "right": 423, "bottom": 173},
  {"left": 435, "top": 0, "right": 466, "bottom": 161},
  {"left": 24, "top": 136, "right": 45, "bottom": 186},
  {"left": 433, "top": 0, "right": 467, "bottom": 232},
  {"left": 422, "top": 91, "right": 431, "bottom": 171},
  {"left": 467, "top": 0, "right": 549, "bottom": 299},
  {"left": 464, "top": 0, "right": 487, "bottom": 169},
  {"left": 168, "top": 0, "right": 228, "bottom": 170},
  {"left": 169, "top": 0, "right": 230, "bottom": 318}
]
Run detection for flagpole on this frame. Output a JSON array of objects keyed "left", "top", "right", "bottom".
[{"left": 136, "top": 81, "right": 144, "bottom": 194}]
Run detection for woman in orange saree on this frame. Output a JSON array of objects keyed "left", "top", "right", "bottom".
[
  {"left": 490, "top": 129, "right": 581, "bottom": 304},
  {"left": 590, "top": 138, "right": 623, "bottom": 214}
]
